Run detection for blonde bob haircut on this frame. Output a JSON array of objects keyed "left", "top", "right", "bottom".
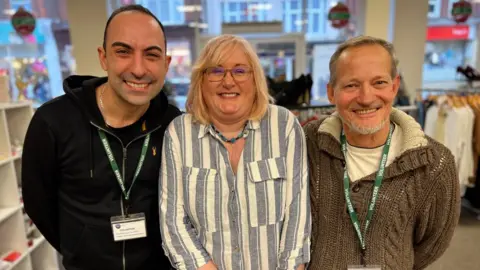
[{"left": 186, "top": 34, "right": 274, "bottom": 125}]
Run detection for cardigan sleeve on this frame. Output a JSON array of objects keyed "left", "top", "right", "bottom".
[
  {"left": 302, "top": 120, "right": 324, "bottom": 256},
  {"left": 413, "top": 149, "right": 461, "bottom": 270}
]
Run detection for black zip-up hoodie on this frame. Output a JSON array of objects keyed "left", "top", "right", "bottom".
[{"left": 22, "top": 76, "right": 182, "bottom": 270}]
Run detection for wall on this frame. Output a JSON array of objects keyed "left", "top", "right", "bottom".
[{"left": 66, "top": 0, "right": 106, "bottom": 76}]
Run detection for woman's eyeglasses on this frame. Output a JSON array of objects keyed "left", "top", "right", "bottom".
[{"left": 204, "top": 66, "right": 252, "bottom": 82}]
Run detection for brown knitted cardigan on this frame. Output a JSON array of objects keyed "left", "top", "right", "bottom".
[{"left": 304, "top": 108, "right": 461, "bottom": 270}]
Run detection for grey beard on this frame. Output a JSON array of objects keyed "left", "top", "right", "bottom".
[{"left": 339, "top": 115, "right": 387, "bottom": 135}]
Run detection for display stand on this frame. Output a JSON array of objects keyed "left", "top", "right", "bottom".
[{"left": 0, "top": 101, "right": 58, "bottom": 270}]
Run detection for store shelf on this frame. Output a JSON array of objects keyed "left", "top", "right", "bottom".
[
  {"left": 0, "top": 156, "right": 12, "bottom": 167},
  {"left": 0, "top": 206, "right": 21, "bottom": 224},
  {"left": 25, "top": 223, "right": 35, "bottom": 235},
  {"left": 28, "top": 236, "right": 45, "bottom": 253},
  {"left": 6, "top": 251, "right": 29, "bottom": 270},
  {"left": 12, "top": 153, "right": 21, "bottom": 161},
  {"left": 1, "top": 237, "right": 45, "bottom": 270},
  {"left": 0, "top": 101, "right": 57, "bottom": 270},
  {"left": 0, "top": 101, "right": 33, "bottom": 111}
]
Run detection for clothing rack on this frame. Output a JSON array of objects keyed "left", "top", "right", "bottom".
[
  {"left": 417, "top": 88, "right": 480, "bottom": 93},
  {"left": 416, "top": 87, "right": 480, "bottom": 99},
  {"left": 418, "top": 88, "right": 480, "bottom": 219},
  {"left": 396, "top": 105, "right": 418, "bottom": 112}
]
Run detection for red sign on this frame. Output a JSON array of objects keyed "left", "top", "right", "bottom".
[{"left": 426, "top": 25, "right": 469, "bottom": 41}]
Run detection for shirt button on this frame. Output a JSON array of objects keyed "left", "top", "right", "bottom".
[{"left": 352, "top": 184, "right": 360, "bottom": 193}]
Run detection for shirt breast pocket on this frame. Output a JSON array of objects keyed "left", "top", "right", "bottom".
[
  {"left": 246, "top": 157, "right": 287, "bottom": 227},
  {"left": 182, "top": 166, "right": 218, "bottom": 232}
]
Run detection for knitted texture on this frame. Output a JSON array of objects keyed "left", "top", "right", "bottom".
[{"left": 305, "top": 108, "right": 461, "bottom": 270}]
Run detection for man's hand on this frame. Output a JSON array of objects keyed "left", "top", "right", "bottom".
[{"left": 198, "top": 260, "right": 217, "bottom": 270}]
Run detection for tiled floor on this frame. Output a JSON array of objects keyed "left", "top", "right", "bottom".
[{"left": 427, "top": 206, "right": 480, "bottom": 270}]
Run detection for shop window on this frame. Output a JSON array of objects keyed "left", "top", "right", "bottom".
[
  {"left": 284, "top": 0, "right": 303, "bottom": 32},
  {"left": 132, "top": 0, "right": 185, "bottom": 25},
  {"left": 291, "top": 0, "right": 299, "bottom": 10},
  {"left": 290, "top": 14, "right": 297, "bottom": 30},
  {"left": 312, "top": 13, "right": 320, "bottom": 33},
  {"left": 9, "top": 0, "right": 32, "bottom": 12},
  {"left": 221, "top": 0, "right": 269, "bottom": 23},
  {"left": 159, "top": 2, "right": 170, "bottom": 21},
  {"left": 428, "top": 0, "right": 441, "bottom": 18},
  {"left": 166, "top": 40, "right": 192, "bottom": 110},
  {"left": 307, "top": 0, "right": 324, "bottom": 34},
  {"left": 240, "top": 2, "right": 247, "bottom": 11},
  {"left": 423, "top": 40, "right": 469, "bottom": 83}
]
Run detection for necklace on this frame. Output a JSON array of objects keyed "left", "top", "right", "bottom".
[
  {"left": 211, "top": 122, "right": 248, "bottom": 144},
  {"left": 99, "top": 84, "right": 106, "bottom": 111},
  {"left": 98, "top": 85, "right": 149, "bottom": 128},
  {"left": 98, "top": 84, "right": 110, "bottom": 127}
]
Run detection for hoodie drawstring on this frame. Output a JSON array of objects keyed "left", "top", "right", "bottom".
[{"left": 89, "top": 124, "right": 94, "bottom": 179}]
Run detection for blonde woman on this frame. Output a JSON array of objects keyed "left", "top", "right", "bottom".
[{"left": 159, "top": 34, "right": 311, "bottom": 270}]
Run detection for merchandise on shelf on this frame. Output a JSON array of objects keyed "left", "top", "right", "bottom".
[
  {"left": 1, "top": 251, "right": 21, "bottom": 264},
  {"left": 11, "top": 139, "right": 23, "bottom": 157},
  {"left": 11, "top": 57, "right": 51, "bottom": 104}
]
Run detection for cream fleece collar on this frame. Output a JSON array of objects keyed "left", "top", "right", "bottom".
[{"left": 317, "top": 108, "right": 428, "bottom": 155}]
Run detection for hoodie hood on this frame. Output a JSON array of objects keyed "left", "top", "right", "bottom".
[
  {"left": 63, "top": 74, "right": 99, "bottom": 93},
  {"left": 63, "top": 75, "right": 107, "bottom": 126}
]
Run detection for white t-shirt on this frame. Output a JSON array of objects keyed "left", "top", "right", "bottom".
[{"left": 345, "top": 123, "right": 404, "bottom": 182}]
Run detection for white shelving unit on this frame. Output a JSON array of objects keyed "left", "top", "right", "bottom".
[{"left": 0, "top": 101, "right": 58, "bottom": 270}]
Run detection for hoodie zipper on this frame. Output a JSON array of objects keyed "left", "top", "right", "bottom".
[
  {"left": 122, "top": 147, "right": 127, "bottom": 270},
  {"left": 91, "top": 122, "right": 162, "bottom": 270}
]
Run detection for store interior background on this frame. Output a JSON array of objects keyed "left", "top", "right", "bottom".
[
  {"left": 0, "top": 0, "right": 480, "bottom": 269},
  {"left": 6, "top": 0, "right": 480, "bottom": 110}
]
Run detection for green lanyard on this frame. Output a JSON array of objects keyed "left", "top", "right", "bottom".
[
  {"left": 340, "top": 123, "right": 393, "bottom": 265},
  {"left": 98, "top": 130, "right": 150, "bottom": 202}
]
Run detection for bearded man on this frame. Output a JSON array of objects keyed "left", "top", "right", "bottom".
[{"left": 304, "top": 35, "right": 460, "bottom": 270}]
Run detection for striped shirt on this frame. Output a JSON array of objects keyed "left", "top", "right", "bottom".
[{"left": 159, "top": 105, "right": 311, "bottom": 270}]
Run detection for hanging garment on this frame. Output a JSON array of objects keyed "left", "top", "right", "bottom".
[{"left": 465, "top": 158, "right": 480, "bottom": 209}]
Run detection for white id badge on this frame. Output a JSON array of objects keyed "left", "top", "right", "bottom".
[
  {"left": 348, "top": 266, "right": 381, "bottom": 270},
  {"left": 110, "top": 213, "right": 147, "bottom": 242}
]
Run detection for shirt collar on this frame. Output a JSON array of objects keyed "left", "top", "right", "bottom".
[{"left": 198, "top": 119, "right": 260, "bottom": 139}]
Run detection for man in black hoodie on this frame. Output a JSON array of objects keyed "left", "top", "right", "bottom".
[{"left": 21, "top": 5, "right": 181, "bottom": 270}]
